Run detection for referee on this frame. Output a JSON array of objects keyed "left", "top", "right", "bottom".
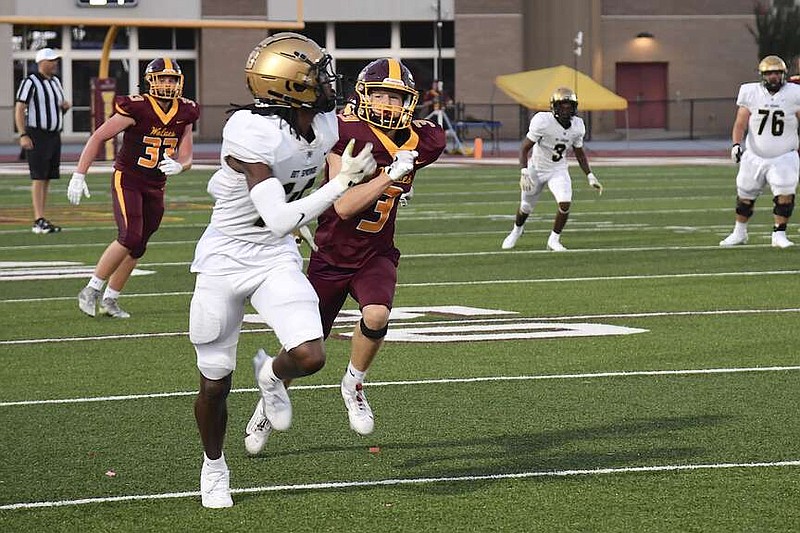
[{"left": 15, "top": 48, "right": 71, "bottom": 234}]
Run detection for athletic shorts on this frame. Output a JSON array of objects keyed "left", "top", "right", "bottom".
[
  {"left": 190, "top": 252, "right": 323, "bottom": 380},
  {"left": 736, "top": 150, "right": 799, "bottom": 198},
  {"left": 521, "top": 167, "right": 572, "bottom": 204},
  {"left": 307, "top": 253, "right": 398, "bottom": 339},
  {"left": 25, "top": 129, "right": 61, "bottom": 181}
]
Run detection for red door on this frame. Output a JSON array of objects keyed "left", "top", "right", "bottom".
[{"left": 615, "top": 62, "right": 667, "bottom": 129}]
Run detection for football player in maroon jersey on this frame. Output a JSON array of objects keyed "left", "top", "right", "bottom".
[
  {"left": 68, "top": 58, "right": 199, "bottom": 318},
  {"left": 244, "top": 58, "right": 445, "bottom": 455},
  {"left": 314, "top": 59, "right": 445, "bottom": 435}
]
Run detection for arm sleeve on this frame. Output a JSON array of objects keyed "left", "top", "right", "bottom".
[{"left": 249, "top": 177, "right": 348, "bottom": 238}]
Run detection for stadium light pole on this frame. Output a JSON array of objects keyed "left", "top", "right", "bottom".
[{"left": 435, "top": 0, "right": 442, "bottom": 90}]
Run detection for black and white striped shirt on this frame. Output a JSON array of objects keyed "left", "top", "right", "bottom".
[{"left": 16, "top": 72, "right": 66, "bottom": 132}]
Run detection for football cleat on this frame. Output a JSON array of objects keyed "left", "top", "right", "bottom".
[
  {"left": 253, "top": 349, "right": 292, "bottom": 431},
  {"left": 244, "top": 398, "right": 273, "bottom": 455},
  {"left": 341, "top": 381, "right": 374, "bottom": 435},
  {"left": 78, "top": 286, "right": 101, "bottom": 317},
  {"left": 719, "top": 232, "right": 748, "bottom": 247},
  {"left": 546, "top": 237, "right": 568, "bottom": 252},
  {"left": 501, "top": 226, "right": 523, "bottom": 250},
  {"left": 99, "top": 298, "right": 130, "bottom": 319},
  {"left": 32, "top": 218, "right": 61, "bottom": 234},
  {"left": 771, "top": 231, "right": 794, "bottom": 248},
  {"left": 200, "top": 459, "right": 233, "bottom": 509}
]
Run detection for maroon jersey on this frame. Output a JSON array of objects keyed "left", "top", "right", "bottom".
[
  {"left": 113, "top": 94, "right": 199, "bottom": 184},
  {"left": 312, "top": 114, "right": 445, "bottom": 269}
]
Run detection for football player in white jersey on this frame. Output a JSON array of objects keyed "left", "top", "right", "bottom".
[
  {"left": 190, "top": 33, "right": 376, "bottom": 509},
  {"left": 501, "top": 87, "right": 602, "bottom": 251},
  {"left": 721, "top": 55, "right": 800, "bottom": 248}
]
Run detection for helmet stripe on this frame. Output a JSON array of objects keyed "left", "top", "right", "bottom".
[
  {"left": 388, "top": 59, "right": 401, "bottom": 82},
  {"left": 164, "top": 58, "right": 173, "bottom": 72}
]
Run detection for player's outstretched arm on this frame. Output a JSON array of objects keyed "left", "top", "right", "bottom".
[{"left": 244, "top": 140, "right": 376, "bottom": 237}]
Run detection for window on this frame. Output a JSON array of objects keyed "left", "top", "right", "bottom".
[
  {"left": 71, "top": 60, "right": 130, "bottom": 132},
  {"left": 13, "top": 25, "right": 62, "bottom": 51},
  {"left": 296, "top": 23, "right": 326, "bottom": 48},
  {"left": 401, "top": 22, "right": 435, "bottom": 48},
  {"left": 70, "top": 25, "right": 130, "bottom": 49},
  {"left": 335, "top": 23, "right": 391, "bottom": 48}
]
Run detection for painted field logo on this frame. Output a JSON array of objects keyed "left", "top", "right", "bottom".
[{"left": 244, "top": 305, "right": 647, "bottom": 342}]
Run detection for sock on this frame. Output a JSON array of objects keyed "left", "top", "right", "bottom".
[
  {"left": 343, "top": 362, "right": 366, "bottom": 387},
  {"left": 88, "top": 276, "right": 106, "bottom": 291},
  {"left": 549, "top": 230, "right": 561, "bottom": 241},
  {"left": 734, "top": 221, "right": 748, "bottom": 234},
  {"left": 204, "top": 452, "right": 227, "bottom": 470},
  {"left": 103, "top": 287, "right": 121, "bottom": 300},
  {"left": 258, "top": 355, "right": 281, "bottom": 384},
  {"left": 773, "top": 223, "right": 787, "bottom": 232}
]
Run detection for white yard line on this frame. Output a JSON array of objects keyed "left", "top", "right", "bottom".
[
  {"left": 2, "top": 364, "right": 798, "bottom": 407},
  {"left": 3, "top": 269, "right": 800, "bottom": 306},
  {"left": 1, "top": 459, "right": 797, "bottom": 510}
]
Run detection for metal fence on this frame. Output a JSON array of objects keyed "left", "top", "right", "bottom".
[{"left": 3, "top": 96, "right": 737, "bottom": 144}]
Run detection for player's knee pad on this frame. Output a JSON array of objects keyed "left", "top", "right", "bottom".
[
  {"left": 360, "top": 318, "right": 388, "bottom": 340},
  {"left": 735, "top": 198, "right": 754, "bottom": 218},
  {"left": 130, "top": 244, "right": 147, "bottom": 259},
  {"left": 557, "top": 202, "right": 571, "bottom": 215},
  {"left": 194, "top": 343, "right": 236, "bottom": 380},
  {"left": 773, "top": 195, "right": 795, "bottom": 218}
]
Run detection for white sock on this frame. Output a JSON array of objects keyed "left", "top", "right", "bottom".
[
  {"left": 258, "top": 356, "right": 281, "bottom": 384},
  {"left": 734, "top": 221, "right": 748, "bottom": 234},
  {"left": 88, "top": 276, "right": 106, "bottom": 291},
  {"left": 549, "top": 231, "right": 560, "bottom": 241},
  {"left": 343, "top": 362, "right": 366, "bottom": 387},
  {"left": 204, "top": 452, "right": 227, "bottom": 470},
  {"left": 103, "top": 287, "right": 120, "bottom": 300}
]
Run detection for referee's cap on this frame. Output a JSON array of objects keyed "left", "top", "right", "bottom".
[{"left": 35, "top": 48, "right": 61, "bottom": 63}]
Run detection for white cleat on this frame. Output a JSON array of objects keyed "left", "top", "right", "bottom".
[
  {"left": 501, "top": 227, "right": 523, "bottom": 250},
  {"left": 719, "top": 232, "right": 748, "bottom": 247},
  {"left": 341, "top": 382, "right": 374, "bottom": 436},
  {"left": 244, "top": 398, "right": 273, "bottom": 455},
  {"left": 200, "top": 460, "right": 233, "bottom": 509},
  {"left": 99, "top": 297, "right": 130, "bottom": 318},
  {"left": 78, "top": 286, "right": 101, "bottom": 317},
  {"left": 771, "top": 231, "right": 794, "bottom": 248},
  {"left": 546, "top": 238, "right": 568, "bottom": 252},
  {"left": 253, "top": 349, "right": 292, "bottom": 431}
]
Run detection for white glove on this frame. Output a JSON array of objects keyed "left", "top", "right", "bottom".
[
  {"left": 67, "top": 172, "right": 91, "bottom": 205},
  {"left": 399, "top": 186, "right": 414, "bottom": 207},
  {"left": 519, "top": 168, "right": 534, "bottom": 192},
  {"left": 385, "top": 150, "right": 418, "bottom": 181},
  {"left": 333, "top": 139, "right": 377, "bottom": 189},
  {"left": 587, "top": 172, "right": 603, "bottom": 195},
  {"left": 158, "top": 154, "right": 183, "bottom": 176},
  {"left": 731, "top": 143, "right": 742, "bottom": 163},
  {"left": 295, "top": 225, "right": 318, "bottom": 252}
]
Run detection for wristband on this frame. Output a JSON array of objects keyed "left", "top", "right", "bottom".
[{"left": 19, "top": 133, "right": 29, "bottom": 138}]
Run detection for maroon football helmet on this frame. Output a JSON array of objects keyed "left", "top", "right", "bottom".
[
  {"left": 355, "top": 58, "right": 419, "bottom": 129},
  {"left": 144, "top": 58, "right": 183, "bottom": 99}
]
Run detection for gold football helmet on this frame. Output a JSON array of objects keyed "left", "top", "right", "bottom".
[
  {"left": 244, "top": 32, "right": 336, "bottom": 111},
  {"left": 355, "top": 58, "right": 419, "bottom": 130},
  {"left": 144, "top": 58, "right": 183, "bottom": 99},
  {"left": 759, "top": 55, "right": 787, "bottom": 91},
  {"left": 550, "top": 87, "right": 578, "bottom": 119}
]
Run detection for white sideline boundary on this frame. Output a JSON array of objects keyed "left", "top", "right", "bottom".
[{"left": 1, "top": 459, "right": 798, "bottom": 510}]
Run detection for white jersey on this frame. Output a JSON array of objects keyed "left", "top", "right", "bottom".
[
  {"left": 526, "top": 112, "right": 586, "bottom": 172},
  {"left": 737, "top": 82, "right": 800, "bottom": 159},
  {"left": 205, "top": 109, "right": 338, "bottom": 245}
]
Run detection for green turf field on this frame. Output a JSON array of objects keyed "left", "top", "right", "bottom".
[{"left": 1, "top": 162, "right": 799, "bottom": 532}]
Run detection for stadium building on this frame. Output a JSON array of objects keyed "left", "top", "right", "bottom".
[{"left": 1, "top": 0, "right": 763, "bottom": 143}]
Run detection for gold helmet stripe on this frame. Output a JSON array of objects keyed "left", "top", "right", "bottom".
[
  {"left": 388, "top": 59, "right": 401, "bottom": 81},
  {"left": 164, "top": 58, "right": 174, "bottom": 72}
]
